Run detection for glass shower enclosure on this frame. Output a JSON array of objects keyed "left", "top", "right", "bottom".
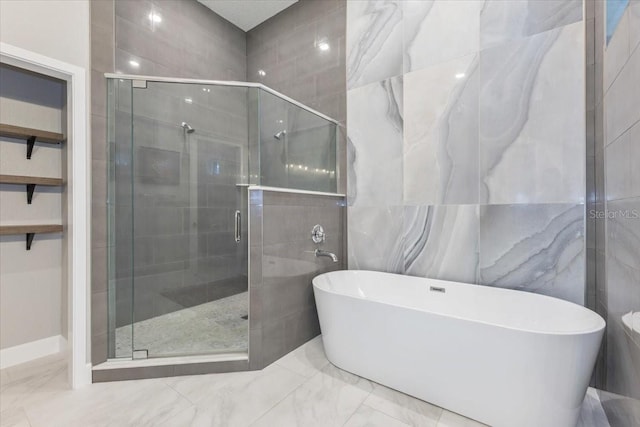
[{"left": 106, "top": 75, "right": 337, "bottom": 360}]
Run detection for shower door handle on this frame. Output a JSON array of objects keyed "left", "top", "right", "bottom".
[{"left": 234, "top": 210, "right": 241, "bottom": 242}]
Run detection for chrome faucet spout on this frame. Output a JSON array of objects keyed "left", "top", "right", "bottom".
[{"left": 315, "top": 249, "right": 338, "bottom": 263}]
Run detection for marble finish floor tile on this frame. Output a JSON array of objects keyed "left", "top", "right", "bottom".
[
  {"left": 274, "top": 335, "right": 330, "bottom": 378},
  {"left": 0, "top": 354, "right": 68, "bottom": 414},
  {"left": 344, "top": 404, "right": 410, "bottom": 427},
  {"left": 0, "top": 336, "right": 613, "bottom": 427},
  {"left": 578, "top": 388, "right": 611, "bottom": 427},
  {"left": 363, "top": 383, "right": 442, "bottom": 427},
  {"left": 251, "top": 364, "right": 373, "bottom": 427},
  {"left": 26, "top": 379, "right": 192, "bottom": 427},
  {"left": 115, "top": 292, "right": 248, "bottom": 357},
  {"left": 162, "top": 364, "right": 306, "bottom": 426},
  {"left": 0, "top": 406, "right": 32, "bottom": 427},
  {"left": 438, "top": 410, "right": 487, "bottom": 427}
]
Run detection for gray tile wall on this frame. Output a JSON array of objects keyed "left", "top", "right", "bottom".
[
  {"left": 249, "top": 189, "right": 346, "bottom": 369},
  {"left": 598, "top": 0, "right": 640, "bottom": 407},
  {"left": 114, "top": 0, "right": 246, "bottom": 80},
  {"left": 246, "top": 0, "right": 345, "bottom": 123},
  {"left": 90, "top": 0, "right": 115, "bottom": 366},
  {"left": 91, "top": 0, "right": 247, "bottom": 366},
  {"left": 346, "top": 0, "right": 587, "bottom": 304},
  {"left": 246, "top": 0, "right": 347, "bottom": 193}
]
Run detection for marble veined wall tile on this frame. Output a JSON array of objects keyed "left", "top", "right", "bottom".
[
  {"left": 480, "top": 22, "right": 585, "bottom": 205},
  {"left": 347, "top": 77, "right": 403, "bottom": 207},
  {"left": 347, "top": 0, "right": 403, "bottom": 89},
  {"left": 606, "top": 121, "right": 640, "bottom": 201},
  {"left": 404, "top": 54, "right": 479, "bottom": 205},
  {"left": 603, "top": 10, "right": 630, "bottom": 93},
  {"left": 480, "top": 0, "right": 583, "bottom": 49},
  {"left": 479, "top": 203, "right": 585, "bottom": 304},
  {"left": 404, "top": 205, "right": 479, "bottom": 284},
  {"left": 605, "top": 198, "right": 640, "bottom": 399},
  {"left": 607, "top": 199, "right": 640, "bottom": 276},
  {"left": 348, "top": 206, "right": 404, "bottom": 273},
  {"left": 403, "top": 0, "right": 483, "bottom": 73},
  {"left": 631, "top": 1, "right": 640, "bottom": 51},
  {"left": 605, "top": 42, "right": 640, "bottom": 145}
]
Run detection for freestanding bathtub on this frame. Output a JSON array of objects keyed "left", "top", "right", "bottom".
[{"left": 313, "top": 270, "right": 605, "bottom": 427}]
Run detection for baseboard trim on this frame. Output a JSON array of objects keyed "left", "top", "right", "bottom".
[{"left": 0, "top": 335, "right": 66, "bottom": 369}]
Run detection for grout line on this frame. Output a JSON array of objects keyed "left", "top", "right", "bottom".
[
  {"left": 604, "top": 13, "right": 638, "bottom": 95},
  {"left": 273, "top": 359, "right": 310, "bottom": 377},
  {"left": 247, "top": 368, "right": 322, "bottom": 426},
  {"left": 163, "top": 380, "right": 200, "bottom": 406},
  {"left": 341, "top": 400, "right": 369, "bottom": 427},
  {"left": 603, "top": 116, "right": 640, "bottom": 148},
  {"left": 360, "top": 401, "right": 413, "bottom": 427},
  {"left": 605, "top": 195, "right": 640, "bottom": 203},
  {"left": 273, "top": 354, "right": 331, "bottom": 379},
  {"left": 23, "top": 406, "right": 35, "bottom": 427},
  {"left": 156, "top": 403, "right": 196, "bottom": 425}
]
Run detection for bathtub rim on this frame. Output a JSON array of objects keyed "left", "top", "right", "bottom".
[{"left": 313, "top": 270, "right": 606, "bottom": 336}]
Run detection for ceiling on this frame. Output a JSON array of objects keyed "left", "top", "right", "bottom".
[{"left": 198, "top": 0, "right": 299, "bottom": 32}]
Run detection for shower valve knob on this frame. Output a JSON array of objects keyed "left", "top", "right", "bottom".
[{"left": 311, "top": 224, "right": 326, "bottom": 244}]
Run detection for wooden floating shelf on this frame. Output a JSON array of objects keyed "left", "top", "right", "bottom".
[
  {"left": 0, "top": 225, "right": 63, "bottom": 250},
  {"left": 0, "top": 175, "right": 63, "bottom": 186},
  {"left": 0, "top": 123, "right": 65, "bottom": 159},
  {"left": 0, "top": 225, "right": 63, "bottom": 235},
  {"left": 0, "top": 174, "right": 64, "bottom": 204}
]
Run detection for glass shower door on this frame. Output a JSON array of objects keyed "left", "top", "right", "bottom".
[{"left": 126, "top": 81, "right": 249, "bottom": 358}]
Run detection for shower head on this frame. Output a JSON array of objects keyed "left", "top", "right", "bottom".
[
  {"left": 274, "top": 129, "right": 287, "bottom": 140},
  {"left": 181, "top": 122, "right": 195, "bottom": 134}
]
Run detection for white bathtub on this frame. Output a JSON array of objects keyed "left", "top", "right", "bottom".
[{"left": 313, "top": 270, "right": 605, "bottom": 427}]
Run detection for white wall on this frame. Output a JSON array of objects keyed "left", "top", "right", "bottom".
[
  {"left": 0, "top": 1, "right": 90, "bottom": 70},
  {"left": 0, "top": 0, "right": 90, "bottom": 359}
]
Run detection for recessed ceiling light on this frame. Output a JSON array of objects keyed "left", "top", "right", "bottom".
[
  {"left": 184, "top": 97, "right": 193, "bottom": 104},
  {"left": 148, "top": 12, "right": 162, "bottom": 23},
  {"left": 257, "top": 69, "right": 266, "bottom": 77},
  {"left": 317, "top": 41, "right": 330, "bottom": 51},
  {"left": 455, "top": 73, "right": 466, "bottom": 79},
  {"left": 129, "top": 60, "right": 140, "bottom": 68}
]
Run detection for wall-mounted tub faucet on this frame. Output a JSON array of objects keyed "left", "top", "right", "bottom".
[
  {"left": 310, "top": 225, "right": 337, "bottom": 262},
  {"left": 181, "top": 122, "right": 195, "bottom": 133},
  {"left": 315, "top": 249, "right": 338, "bottom": 263}
]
